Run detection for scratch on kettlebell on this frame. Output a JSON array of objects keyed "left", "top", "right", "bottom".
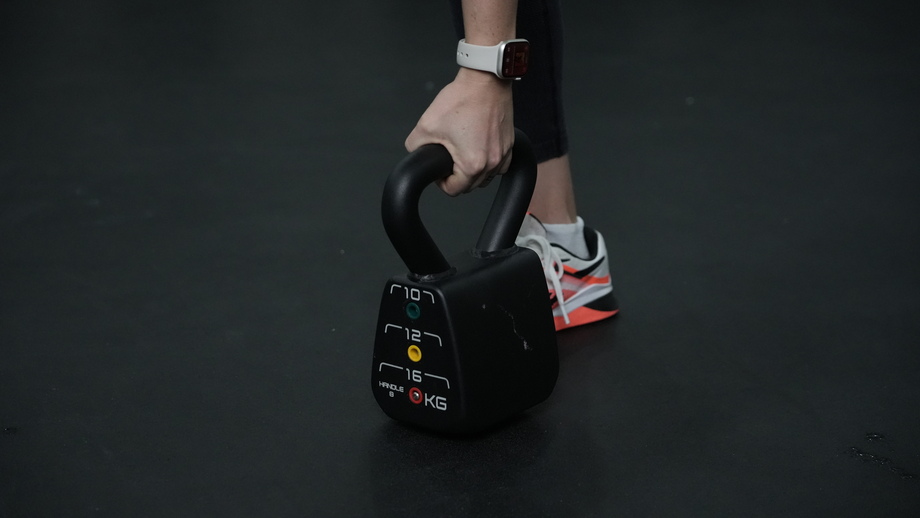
[
  {"left": 845, "top": 433, "right": 919, "bottom": 481},
  {"left": 483, "top": 304, "right": 531, "bottom": 351}
]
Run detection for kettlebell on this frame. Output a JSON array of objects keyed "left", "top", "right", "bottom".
[{"left": 371, "top": 129, "right": 558, "bottom": 434}]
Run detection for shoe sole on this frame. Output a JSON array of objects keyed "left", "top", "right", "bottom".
[{"left": 554, "top": 290, "right": 619, "bottom": 331}]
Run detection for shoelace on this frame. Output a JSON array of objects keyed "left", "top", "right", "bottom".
[{"left": 516, "top": 234, "right": 570, "bottom": 324}]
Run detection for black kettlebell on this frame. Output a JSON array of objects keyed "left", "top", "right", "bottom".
[{"left": 371, "top": 129, "right": 558, "bottom": 434}]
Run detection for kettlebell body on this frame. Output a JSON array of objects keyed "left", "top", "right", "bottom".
[{"left": 372, "top": 130, "right": 558, "bottom": 434}]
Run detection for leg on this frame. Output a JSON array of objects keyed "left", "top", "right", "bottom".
[
  {"left": 529, "top": 154, "right": 577, "bottom": 224},
  {"left": 449, "top": 0, "right": 618, "bottom": 330},
  {"left": 513, "top": 1, "right": 618, "bottom": 328}
]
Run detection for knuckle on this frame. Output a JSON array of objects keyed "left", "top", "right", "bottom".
[{"left": 460, "top": 156, "right": 488, "bottom": 177}]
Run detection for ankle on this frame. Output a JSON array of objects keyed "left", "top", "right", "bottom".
[
  {"left": 527, "top": 204, "right": 577, "bottom": 225},
  {"left": 543, "top": 217, "right": 588, "bottom": 257}
]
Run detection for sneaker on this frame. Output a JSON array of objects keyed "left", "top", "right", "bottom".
[{"left": 516, "top": 214, "right": 619, "bottom": 331}]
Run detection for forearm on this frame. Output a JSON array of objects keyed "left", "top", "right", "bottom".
[
  {"left": 404, "top": 0, "right": 519, "bottom": 195},
  {"left": 455, "top": 0, "right": 519, "bottom": 86},
  {"left": 461, "top": 0, "right": 518, "bottom": 46}
]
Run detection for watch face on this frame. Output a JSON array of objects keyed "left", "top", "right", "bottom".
[{"left": 501, "top": 40, "right": 530, "bottom": 78}]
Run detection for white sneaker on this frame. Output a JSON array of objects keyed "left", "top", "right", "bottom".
[{"left": 516, "top": 214, "right": 620, "bottom": 331}]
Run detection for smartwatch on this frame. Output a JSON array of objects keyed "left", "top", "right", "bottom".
[{"left": 456, "top": 39, "right": 530, "bottom": 80}]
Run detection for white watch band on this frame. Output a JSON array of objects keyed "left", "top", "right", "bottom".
[{"left": 456, "top": 39, "right": 529, "bottom": 79}]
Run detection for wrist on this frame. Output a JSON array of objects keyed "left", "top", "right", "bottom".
[
  {"left": 455, "top": 66, "right": 513, "bottom": 87},
  {"left": 456, "top": 38, "right": 529, "bottom": 80}
]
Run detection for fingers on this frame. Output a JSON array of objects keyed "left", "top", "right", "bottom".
[
  {"left": 446, "top": 130, "right": 515, "bottom": 194},
  {"left": 436, "top": 146, "right": 513, "bottom": 196},
  {"left": 478, "top": 171, "right": 498, "bottom": 189},
  {"left": 477, "top": 149, "right": 512, "bottom": 189}
]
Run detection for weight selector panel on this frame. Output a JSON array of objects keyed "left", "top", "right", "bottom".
[{"left": 372, "top": 280, "right": 459, "bottom": 422}]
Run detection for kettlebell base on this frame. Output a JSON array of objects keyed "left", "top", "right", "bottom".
[{"left": 371, "top": 247, "right": 558, "bottom": 434}]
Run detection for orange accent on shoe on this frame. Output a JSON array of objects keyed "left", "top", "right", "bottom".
[
  {"left": 561, "top": 265, "right": 610, "bottom": 284},
  {"left": 554, "top": 306, "right": 619, "bottom": 331},
  {"left": 580, "top": 274, "right": 610, "bottom": 285}
]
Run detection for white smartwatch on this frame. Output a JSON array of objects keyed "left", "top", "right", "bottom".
[{"left": 456, "top": 39, "right": 530, "bottom": 80}]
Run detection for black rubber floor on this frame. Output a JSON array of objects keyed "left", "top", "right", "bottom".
[{"left": 2, "top": 1, "right": 918, "bottom": 516}]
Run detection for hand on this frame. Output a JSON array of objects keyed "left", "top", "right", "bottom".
[{"left": 405, "top": 67, "right": 514, "bottom": 196}]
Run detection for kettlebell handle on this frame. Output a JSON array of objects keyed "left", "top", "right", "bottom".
[{"left": 382, "top": 129, "right": 538, "bottom": 277}]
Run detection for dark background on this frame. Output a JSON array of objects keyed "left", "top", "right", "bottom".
[{"left": 2, "top": 0, "right": 918, "bottom": 516}]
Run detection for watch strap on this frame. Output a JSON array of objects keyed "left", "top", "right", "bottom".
[{"left": 457, "top": 39, "right": 529, "bottom": 79}]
